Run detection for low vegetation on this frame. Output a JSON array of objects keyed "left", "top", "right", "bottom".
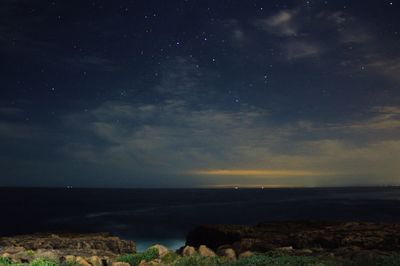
[
  {"left": 1, "top": 251, "right": 399, "bottom": 266},
  {"left": 115, "top": 247, "right": 159, "bottom": 266}
]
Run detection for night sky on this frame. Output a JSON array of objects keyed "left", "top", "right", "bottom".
[{"left": 1, "top": 0, "right": 399, "bottom": 188}]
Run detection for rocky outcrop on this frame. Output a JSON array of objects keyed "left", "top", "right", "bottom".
[
  {"left": 186, "top": 221, "right": 400, "bottom": 258},
  {"left": 0, "top": 233, "right": 135, "bottom": 264},
  {"left": 0, "top": 233, "right": 135, "bottom": 256}
]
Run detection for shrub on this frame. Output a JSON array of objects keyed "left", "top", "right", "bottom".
[
  {"left": 161, "top": 252, "right": 180, "bottom": 264},
  {"left": 29, "top": 259, "right": 57, "bottom": 266},
  {"left": 115, "top": 254, "right": 142, "bottom": 266},
  {"left": 63, "top": 260, "right": 81, "bottom": 266},
  {"left": 232, "top": 254, "right": 329, "bottom": 266},
  {"left": 172, "top": 255, "right": 227, "bottom": 266},
  {"left": 373, "top": 253, "right": 400, "bottom": 266},
  {"left": 26, "top": 251, "right": 35, "bottom": 257},
  {"left": 116, "top": 248, "right": 159, "bottom": 266},
  {"left": 0, "top": 257, "right": 12, "bottom": 266}
]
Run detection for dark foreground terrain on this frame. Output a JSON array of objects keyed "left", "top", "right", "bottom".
[{"left": 1, "top": 221, "right": 400, "bottom": 265}]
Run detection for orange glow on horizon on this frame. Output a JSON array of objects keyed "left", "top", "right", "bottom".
[{"left": 191, "top": 169, "right": 329, "bottom": 177}]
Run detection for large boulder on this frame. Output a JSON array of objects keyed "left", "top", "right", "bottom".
[
  {"left": 217, "top": 248, "right": 236, "bottom": 261},
  {"left": 76, "top": 256, "right": 92, "bottom": 266},
  {"left": 181, "top": 246, "right": 196, "bottom": 256},
  {"left": 198, "top": 245, "right": 215, "bottom": 257}
]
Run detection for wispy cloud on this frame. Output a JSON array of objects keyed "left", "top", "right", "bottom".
[
  {"left": 283, "top": 41, "right": 321, "bottom": 60},
  {"left": 254, "top": 10, "right": 298, "bottom": 37},
  {"left": 367, "top": 57, "right": 400, "bottom": 83},
  {"left": 61, "top": 98, "right": 400, "bottom": 187},
  {"left": 0, "top": 107, "right": 23, "bottom": 116}
]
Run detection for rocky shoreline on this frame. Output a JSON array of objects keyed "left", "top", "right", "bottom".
[
  {"left": 0, "top": 233, "right": 135, "bottom": 265},
  {"left": 1, "top": 222, "right": 400, "bottom": 265},
  {"left": 186, "top": 221, "right": 400, "bottom": 260}
]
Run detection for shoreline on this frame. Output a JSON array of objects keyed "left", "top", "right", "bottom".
[{"left": 1, "top": 221, "right": 400, "bottom": 265}]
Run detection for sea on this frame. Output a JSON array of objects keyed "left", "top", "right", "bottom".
[{"left": 1, "top": 187, "right": 400, "bottom": 251}]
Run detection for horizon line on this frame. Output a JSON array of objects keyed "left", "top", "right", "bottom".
[{"left": 0, "top": 185, "right": 399, "bottom": 190}]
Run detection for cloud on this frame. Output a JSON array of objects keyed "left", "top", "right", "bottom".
[
  {"left": 254, "top": 10, "right": 298, "bottom": 37},
  {"left": 0, "top": 107, "right": 23, "bottom": 116},
  {"left": 0, "top": 121, "right": 36, "bottom": 139},
  {"left": 367, "top": 57, "right": 400, "bottom": 83},
  {"left": 155, "top": 56, "right": 205, "bottom": 98},
  {"left": 61, "top": 98, "right": 400, "bottom": 187},
  {"left": 283, "top": 41, "right": 321, "bottom": 60},
  {"left": 253, "top": 9, "right": 328, "bottom": 61}
]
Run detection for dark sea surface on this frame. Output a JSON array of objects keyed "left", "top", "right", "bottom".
[{"left": 1, "top": 187, "right": 400, "bottom": 251}]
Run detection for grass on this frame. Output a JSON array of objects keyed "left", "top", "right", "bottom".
[{"left": 169, "top": 254, "right": 331, "bottom": 266}]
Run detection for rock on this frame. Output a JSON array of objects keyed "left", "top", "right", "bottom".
[
  {"left": 112, "top": 262, "right": 130, "bottom": 266},
  {"left": 138, "top": 260, "right": 147, "bottom": 266},
  {"left": 295, "top": 249, "right": 313, "bottom": 255},
  {"left": 63, "top": 255, "right": 76, "bottom": 263},
  {"left": 181, "top": 246, "right": 196, "bottom": 256},
  {"left": 217, "top": 248, "right": 236, "bottom": 261},
  {"left": 148, "top": 244, "right": 169, "bottom": 258},
  {"left": 198, "top": 245, "right": 215, "bottom": 257},
  {"left": 34, "top": 249, "right": 59, "bottom": 262},
  {"left": 185, "top": 221, "right": 400, "bottom": 258},
  {"left": 2, "top": 247, "right": 26, "bottom": 254},
  {"left": 138, "top": 259, "right": 161, "bottom": 266},
  {"left": 76, "top": 256, "right": 92, "bottom": 266},
  {"left": 238, "top": 251, "right": 253, "bottom": 259},
  {"left": 186, "top": 225, "right": 243, "bottom": 250},
  {"left": 88, "top": 256, "right": 103, "bottom": 266},
  {"left": 0, "top": 233, "right": 135, "bottom": 257},
  {"left": 9, "top": 251, "right": 31, "bottom": 263},
  {"left": 276, "top": 246, "right": 294, "bottom": 252}
]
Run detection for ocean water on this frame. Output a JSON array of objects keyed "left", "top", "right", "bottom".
[{"left": 1, "top": 187, "right": 400, "bottom": 251}]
